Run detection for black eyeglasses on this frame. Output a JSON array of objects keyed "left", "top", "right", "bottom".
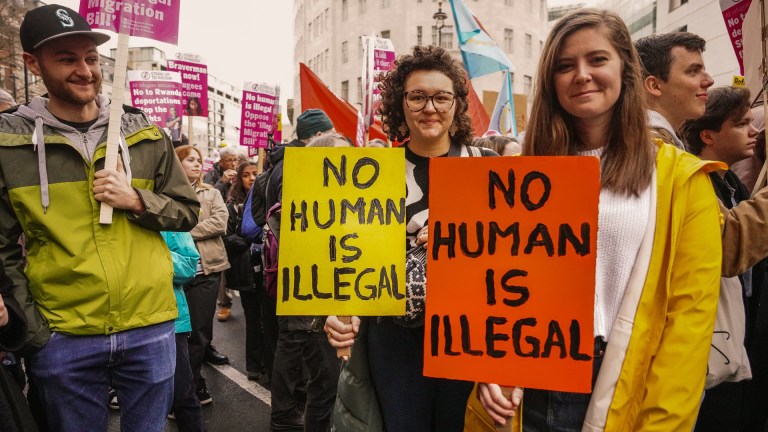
[{"left": 403, "top": 90, "right": 455, "bottom": 113}]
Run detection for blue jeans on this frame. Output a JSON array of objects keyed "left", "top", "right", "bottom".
[
  {"left": 28, "top": 321, "right": 176, "bottom": 432},
  {"left": 172, "top": 333, "right": 203, "bottom": 432},
  {"left": 522, "top": 337, "right": 606, "bottom": 432}
]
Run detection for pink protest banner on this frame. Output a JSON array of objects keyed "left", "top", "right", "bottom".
[
  {"left": 127, "top": 70, "right": 183, "bottom": 140},
  {"left": 361, "top": 36, "right": 395, "bottom": 130},
  {"left": 167, "top": 53, "right": 209, "bottom": 117},
  {"left": 80, "top": 0, "right": 180, "bottom": 44},
  {"left": 720, "top": 0, "right": 752, "bottom": 75},
  {"left": 240, "top": 82, "right": 279, "bottom": 149}
]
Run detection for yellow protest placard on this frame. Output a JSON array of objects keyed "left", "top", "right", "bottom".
[
  {"left": 278, "top": 147, "right": 406, "bottom": 316},
  {"left": 733, "top": 75, "right": 746, "bottom": 87}
]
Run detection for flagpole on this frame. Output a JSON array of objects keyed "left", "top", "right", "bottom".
[{"left": 506, "top": 70, "right": 517, "bottom": 138}]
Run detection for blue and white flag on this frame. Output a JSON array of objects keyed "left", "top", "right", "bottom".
[
  {"left": 449, "top": 0, "right": 515, "bottom": 79},
  {"left": 488, "top": 70, "right": 517, "bottom": 137}
]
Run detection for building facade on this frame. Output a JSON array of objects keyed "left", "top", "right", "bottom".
[
  {"left": 292, "top": 0, "right": 549, "bottom": 130},
  {"left": 589, "top": 0, "right": 742, "bottom": 86}
]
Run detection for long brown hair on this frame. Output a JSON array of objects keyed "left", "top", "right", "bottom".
[
  {"left": 228, "top": 162, "right": 258, "bottom": 205},
  {"left": 523, "top": 9, "right": 654, "bottom": 196}
]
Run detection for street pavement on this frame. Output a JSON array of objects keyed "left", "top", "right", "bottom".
[{"left": 108, "top": 292, "right": 272, "bottom": 431}]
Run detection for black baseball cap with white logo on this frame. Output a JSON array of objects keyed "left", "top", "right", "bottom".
[{"left": 20, "top": 4, "right": 110, "bottom": 53}]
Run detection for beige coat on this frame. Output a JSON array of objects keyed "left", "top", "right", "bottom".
[{"left": 191, "top": 185, "right": 230, "bottom": 274}]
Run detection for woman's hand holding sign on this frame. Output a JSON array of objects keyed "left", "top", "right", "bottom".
[
  {"left": 416, "top": 226, "right": 428, "bottom": 248},
  {"left": 478, "top": 383, "right": 524, "bottom": 427},
  {"left": 324, "top": 315, "right": 360, "bottom": 360}
]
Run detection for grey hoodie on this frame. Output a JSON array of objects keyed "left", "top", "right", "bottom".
[
  {"left": 647, "top": 109, "right": 687, "bottom": 151},
  {"left": 11, "top": 94, "right": 132, "bottom": 213}
]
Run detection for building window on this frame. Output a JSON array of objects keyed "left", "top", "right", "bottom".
[
  {"left": 342, "top": 0, "right": 348, "bottom": 20},
  {"left": 325, "top": 9, "right": 330, "bottom": 31},
  {"left": 342, "top": 80, "right": 350, "bottom": 101},
  {"left": 525, "top": 33, "right": 532, "bottom": 58},
  {"left": 381, "top": 30, "right": 390, "bottom": 39},
  {"left": 504, "top": 28, "right": 514, "bottom": 53},
  {"left": 308, "top": 22, "right": 313, "bottom": 40},
  {"left": 342, "top": 41, "right": 349, "bottom": 63},
  {"left": 524, "top": 75, "right": 532, "bottom": 94},
  {"left": 670, "top": 0, "right": 688, "bottom": 10},
  {"left": 539, "top": 40, "right": 543, "bottom": 55},
  {"left": 383, "top": 0, "right": 390, "bottom": 7},
  {"left": 326, "top": 49, "right": 330, "bottom": 70},
  {"left": 417, "top": 26, "right": 423, "bottom": 46},
  {"left": 432, "top": 25, "right": 453, "bottom": 49},
  {"left": 359, "top": 0, "right": 367, "bottom": 14},
  {"left": 358, "top": 38, "right": 363, "bottom": 59}
]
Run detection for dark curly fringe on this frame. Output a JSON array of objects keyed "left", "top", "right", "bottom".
[{"left": 378, "top": 45, "right": 474, "bottom": 146}]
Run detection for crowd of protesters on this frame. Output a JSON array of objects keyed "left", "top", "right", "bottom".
[{"left": 1, "top": 3, "right": 768, "bottom": 432}]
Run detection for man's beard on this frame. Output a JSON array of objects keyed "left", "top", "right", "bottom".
[{"left": 40, "top": 67, "right": 101, "bottom": 106}]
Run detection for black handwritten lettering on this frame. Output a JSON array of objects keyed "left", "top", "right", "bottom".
[
  {"left": 488, "top": 169, "right": 515, "bottom": 210},
  {"left": 513, "top": 318, "right": 539, "bottom": 358},
  {"left": 525, "top": 223, "right": 555, "bottom": 256},
  {"left": 340, "top": 233, "right": 362, "bottom": 263},
  {"left": 352, "top": 157, "right": 380, "bottom": 189},
  {"left": 520, "top": 171, "right": 551, "bottom": 211},
  {"left": 459, "top": 222, "right": 484, "bottom": 258},
  {"left": 432, "top": 222, "right": 456, "bottom": 260},
  {"left": 486, "top": 316, "right": 509, "bottom": 358},
  {"left": 323, "top": 155, "right": 346, "bottom": 186}
]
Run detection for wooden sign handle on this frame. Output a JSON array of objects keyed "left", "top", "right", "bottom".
[
  {"left": 99, "top": 31, "right": 129, "bottom": 224},
  {"left": 336, "top": 316, "right": 352, "bottom": 359},
  {"left": 494, "top": 386, "right": 516, "bottom": 432}
]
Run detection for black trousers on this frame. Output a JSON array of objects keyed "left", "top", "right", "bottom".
[
  {"left": 368, "top": 317, "right": 474, "bottom": 432},
  {"left": 240, "top": 289, "right": 267, "bottom": 375},
  {"left": 185, "top": 271, "right": 221, "bottom": 388},
  {"left": 261, "top": 296, "right": 278, "bottom": 381},
  {"left": 270, "top": 325, "right": 341, "bottom": 432}
]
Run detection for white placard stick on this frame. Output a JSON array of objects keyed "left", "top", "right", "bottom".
[{"left": 99, "top": 30, "right": 129, "bottom": 224}]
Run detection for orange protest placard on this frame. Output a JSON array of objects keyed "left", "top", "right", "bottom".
[{"left": 423, "top": 156, "right": 599, "bottom": 393}]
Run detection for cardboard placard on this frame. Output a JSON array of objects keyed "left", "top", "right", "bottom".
[
  {"left": 277, "top": 148, "right": 406, "bottom": 316},
  {"left": 424, "top": 156, "right": 599, "bottom": 393}
]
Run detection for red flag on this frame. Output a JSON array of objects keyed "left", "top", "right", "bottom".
[
  {"left": 466, "top": 78, "right": 490, "bottom": 135},
  {"left": 300, "top": 63, "right": 387, "bottom": 145}
]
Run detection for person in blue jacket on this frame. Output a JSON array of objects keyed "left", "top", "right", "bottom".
[{"left": 161, "top": 231, "right": 205, "bottom": 431}]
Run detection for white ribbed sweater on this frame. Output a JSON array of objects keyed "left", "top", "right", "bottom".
[{"left": 577, "top": 148, "right": 652, "bottom": 340}]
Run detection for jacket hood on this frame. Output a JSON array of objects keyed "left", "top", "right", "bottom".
[{"left": 648, "top": 110, "right": 687, "bottom": 151}]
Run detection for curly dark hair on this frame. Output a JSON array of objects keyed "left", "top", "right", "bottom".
[{"left": 378, "top": 45, "right": 473, "bottom": 145}]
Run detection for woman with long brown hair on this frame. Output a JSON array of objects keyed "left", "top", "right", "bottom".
[
  {"left": 469, "top": 9, "right": 723, "bottom": 431},
  {"left": 175, "top": 145, "right": 230, "bottom": 406}
]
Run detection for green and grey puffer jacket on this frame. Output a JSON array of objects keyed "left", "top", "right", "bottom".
[{"left": 0, "top": 95, "right": 199, "bottom": 354}]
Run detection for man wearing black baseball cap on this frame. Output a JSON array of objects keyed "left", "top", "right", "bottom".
[{"left": 0, "top": 5, "right": 200, "bottom": 431}]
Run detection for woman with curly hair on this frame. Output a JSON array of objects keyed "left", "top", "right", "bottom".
[
  {"left": 324, "top": 45, "right": 495, "bottom": 432},
  {"left": 467, "top": 9, "right": 722, "bottom": 431}
]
